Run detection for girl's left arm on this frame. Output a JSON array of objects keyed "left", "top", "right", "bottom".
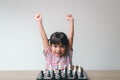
[{"left": 66, "top": 14, "right": 74, "bottom": 50}]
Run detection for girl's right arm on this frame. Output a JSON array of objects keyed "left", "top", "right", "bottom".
[{"left": 35, "top": 13, "right": 49, "bottom": 50}]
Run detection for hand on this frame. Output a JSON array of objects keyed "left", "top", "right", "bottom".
[
  {"left": 66, "top": 14, "right": 74, "bottom": 21},
  {"left": 34, "top": 13, "right": 42, "bottom": 21}
]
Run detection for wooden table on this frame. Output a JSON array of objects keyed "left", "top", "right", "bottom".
[{"left": 0, "top": 70, "right": 120, "bottom": 80}]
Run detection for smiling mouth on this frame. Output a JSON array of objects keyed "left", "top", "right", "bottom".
[{"left": 56, "top": 52, "right": 61, "bottom": 54}]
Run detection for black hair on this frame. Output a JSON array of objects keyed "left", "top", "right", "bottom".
[{"left": 49, "top": 32, "right": 68, "bottom": 47}]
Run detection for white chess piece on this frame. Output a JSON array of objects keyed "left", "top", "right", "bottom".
[
  {"left": 73, "top": 65, "right": 76, "bottom": 72},
  {"left": 68, "top": 63, "right": 71, "bottom": 70},
  {"left": 78, "top": 65, "right": 81, "bottom": 73},
  {"left": 58, "top": 62, "right": 61, "bottom": 70},
  {"left": 49, "top": 64, "right": 52, "bottom": 71}
]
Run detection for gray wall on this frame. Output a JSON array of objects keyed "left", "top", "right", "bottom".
[{"left": 0, "top": 0, "right": 120, "bottom": 70}]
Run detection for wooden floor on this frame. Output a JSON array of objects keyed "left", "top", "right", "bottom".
[{"left": 0, "top": 70, "right": 120, "bottom": 80}]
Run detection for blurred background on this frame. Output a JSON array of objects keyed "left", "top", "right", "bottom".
[{"left": 0, "top": 0, "right": 120, "bottom": 70}]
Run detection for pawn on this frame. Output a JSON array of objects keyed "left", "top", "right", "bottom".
[
  {"left": 68, "top": 64, "right": 73, "bottom": 77},
  {"left": 63, "top": 67, "right": 68, "bottom": 79},
  {"left": 80, "top": 69, "right": 84, "bottom": 77},
  {"left": 62, "top": 68, "right": 68, "bottom": 80},
  {"left": 74, "top": 70, "right": 78, "bottom": 79},
  {"left": 73, "top": 66, "right": 78, "bottom": 79},
  {"left": 47, "top": 70, "right": 51, "bottom": 77},
  {"left": 58, "top": 69, "right": 62, "bottom": 80},
  {"left": 51, "top": 70, "right": 55, "bottom": 80},
  {"left": 78, "top": 66, "right": 84, "bottom": 77},
  {"left": 68, "top": 70, "right": 73, "bottom": 77}
]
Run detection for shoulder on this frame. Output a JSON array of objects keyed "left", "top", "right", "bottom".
[
  {"left": 67, "top": 48, "right": 73, "bottom": 53},
  {"left": 43, "top": 46, "right": 52, "bottom": 56},
  {"left": 65, "top": 48, "right": 73, "bottom": 57}
]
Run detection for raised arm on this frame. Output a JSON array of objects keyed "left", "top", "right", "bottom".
[
  {"left": 66, "top": 14, "right": 74, "bottom": 50},
  {"left": 35, "top": 13, "right": 49, "bottom": 50}
]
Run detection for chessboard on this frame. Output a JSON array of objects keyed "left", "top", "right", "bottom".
[{"left": 36, "top": 65, "right": 88, "bottom": 80}]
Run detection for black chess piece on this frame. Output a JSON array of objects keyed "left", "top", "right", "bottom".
[
  {"left": 74, "top": 70, "right": 78, "bottom": 79},
  {"left": 37, "top": 70, "right": 44, "bottom": 80},
  {"left": 54, "top": 69, "right": 62, "bottom": 80},
  {"left": 58, "top": 70, "right": 62, "bottom": 80},
  {"left": 64, "top": 68, "right": 68, "bottom": 79},
  {"left": 68, "top": 69, "right": 73, "bottom": 77},
  {"left": 80, "top": 68, "right": 84, "bottom": 77},
  {"left": 62, "top": 68, "right": 68, "bottom": 80},
  {"left": 47, "top": 70, "right": 51, "bottom": 77},
  {"left": 51, "top": 70, "right": 55, "bottom": 80}
]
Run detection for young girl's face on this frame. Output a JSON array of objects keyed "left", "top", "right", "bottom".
[{"left": 51, "top": 43, "right": 67, "bottom": 57}]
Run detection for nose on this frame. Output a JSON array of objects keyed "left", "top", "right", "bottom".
[{"left": 56, "top": 47, "right": 61, "bottom": 51}]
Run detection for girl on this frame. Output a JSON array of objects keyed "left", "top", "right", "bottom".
[{"left": 35, "top": 13, "right": 74, "bottom": 70}]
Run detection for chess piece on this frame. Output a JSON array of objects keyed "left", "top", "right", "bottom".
[
  {"left": 47, "top": 70, "right": 51, "bottom": 77},
  {"left": 74, "top": 70, "right": 78, "bottom": 79},
  {"left": 73, "top": 65, "right": 78, "bottom": 79},
  {"left": 62, "top": 67, "right": 68, "bottom": 80},
  {"left": 56, "top": 62, "right": 62, "bottom": 80},
  {"left": 58, "top": 70, "right": 62, "bottom": 80},
  {"left": 37, "top": 70, "right": 44, "bottom": 80},
  {"left": 51, "top": 70, "right": 55, "bottom": 80},
  {"left": 68, "top": 64, "right": 73, "bottom": 77},
  {"left": 78, "top": 66, "right": 84, "bottom": 77},
  {"left": 69, "top": 69, "right": 73, "bottom": 77},
  {"left": 80, "top": 68, "right": 84, "bottom": 77}
]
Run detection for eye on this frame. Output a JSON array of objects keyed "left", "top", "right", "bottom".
[
  {"left": 60, "top": 45, "right": 64, "bottom": 47},
  {"left": 60, "top": 45, "right": 65, "bottom": 48},
  {"left": 53, "top": 45, "right": 57, "bottom": 48}
]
